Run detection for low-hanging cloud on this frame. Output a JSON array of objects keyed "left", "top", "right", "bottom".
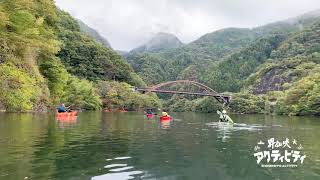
[{"left": 55, "top": 0, "right": 320, "bottom": 51}]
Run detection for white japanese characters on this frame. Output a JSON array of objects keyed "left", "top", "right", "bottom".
[{"left": 253, "top": 138, "right": 306, "bottom": 167}]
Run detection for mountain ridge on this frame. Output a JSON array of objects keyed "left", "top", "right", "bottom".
[
  {"left": 124, "top": 9, "right": 320, "bottom": 115},
  {"left": 77, "top": 19, "right": 112, "bottom": 48},
  {"left": 129, "top": 32, "right": 184, "bottom": 54}
]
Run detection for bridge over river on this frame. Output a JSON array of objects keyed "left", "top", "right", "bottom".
[{"left": 135, "top": 80, "right": 231, "bottom": 105}]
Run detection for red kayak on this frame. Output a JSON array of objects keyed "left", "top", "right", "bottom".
[
  {"left": 146, "top": 114, "right": 154, "bottom": 118},
  {"left": 56, "top": 111, "right": 78, "bottom": 116},
  {"left": 160, "top": 116, "right": 172, "bottom": 121}
]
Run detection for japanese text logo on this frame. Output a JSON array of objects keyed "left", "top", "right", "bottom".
[{"left": 253, "top": 138, "right": 306, "bottom": 168}]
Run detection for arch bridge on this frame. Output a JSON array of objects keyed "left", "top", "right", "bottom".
[{"left": 135, "top": 80, "right": 231, "bottom": 105}]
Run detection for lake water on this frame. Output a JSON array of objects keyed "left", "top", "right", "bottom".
[{"left": 0, "top": 112, "right": 319, "bottom": 180}]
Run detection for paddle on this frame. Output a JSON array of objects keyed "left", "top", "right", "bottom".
[{"left": 65, "top": 104, "right": 75, "bottom": 112}]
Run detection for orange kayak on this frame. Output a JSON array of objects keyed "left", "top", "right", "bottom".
[
  {"left": 56, "top": 111, "right": 78, "bottom": 116},
  {"left": 56, "top": 116, "right": 77, "bottom": 121}
]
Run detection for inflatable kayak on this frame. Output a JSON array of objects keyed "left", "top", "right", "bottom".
[
  {"left": 56, "top": 111, "right": 78, "bottom": 116},
  {"left": 160, "top": 116, "right": 172, "bottom": 121}
]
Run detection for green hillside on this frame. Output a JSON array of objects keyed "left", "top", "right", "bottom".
[
  {"left": 77, "top": 19, "right": 112, "bottom": 48},
  {"left": 203, "top": 34, "right": 286, "bottom": 92},
  {"left": 126, "top": 28, "right": 259, "bottom": 84},
  {"left": 126, "top": 11, "right": 320, "bottom": 85},
  {"left": 0, "top": 0, "right": 318, "bottom": 115},
  {"left": 246, "top": 21, "right": 320, "bottom": 115},
  {"left": 129, "top": 32, "right": 184, "bottom": 54},
  {"left": 56, "top": 10, "right": 144, "bottom": 85},
  {"left": 0, "top": 0, "right": 159, "bottom": 112},
  {"left": 124, "top": 10, "right": 320, "bottom": 116}
]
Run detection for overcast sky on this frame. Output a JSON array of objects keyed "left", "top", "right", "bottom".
[{"left": 55, "top": 0, "right": 320, "bottom": 51}]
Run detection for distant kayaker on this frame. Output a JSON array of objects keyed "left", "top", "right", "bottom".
[
  {"left": 217, "top": 110, "right": 234, "bottom": 123},
  {"left": 57, "top": 103, "right": 67, "bottom": 113},
  {"left": 144, "top": 108, "right": 154, "bottom": 118},
  {"left": 145, "top": 108, "right": 153, "bottom": 115},
  {"left": 160, "top": 112, "right": 171, "bottom": 121}
]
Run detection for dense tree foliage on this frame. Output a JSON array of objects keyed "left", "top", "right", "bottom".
[
  {"left": 163, "top": 93, "right": 266, "bottom": 114},
  {"left": 203, "top": 34, "right": 286, "bottom": 92},
  {"left": 0, "top": 0, "right": 59, "bottom": 111},
  {"left": 62, "top": 76, "right": 102, "bottom": 110},
  {"left": 56, "top": 10, "right": 144, "bottom": 86},
  {"left": 0, "top": 63, "right": 48, "bottom": 111},
  {"left": 126, "top": 53, "right": 170, "bottom": 84},
  {"left": 246, "top": 21, "right": 320, "bottom": 115},
  {"left": 96, "top": 81, "right": 161, "bottom": 110},
  {"left": 229, "top": 93, "right": 265, "bottom": 114},
  {"left": 0, "top": 0, "right": 319, "bottom": 115},
  {"left": 163, "top": 95, "right": 223, "bottom": 113},
  {"left": 0, "top": 0, "right": 145, "bottom": 111},
  {"left": 125, "top": 14, "right": 320, "bottom": 85},
  {"left": 126, "top": 28, "right": 260, "bottom": 85},
  {"left": 275, "top": 68, "right": 320, "bottom": 115},
  {"left": 125, "top": 12, "right": 320, "bottom": 116},
  {"left": 77, "top": 19, "right": 112, "bottom": 48},
  {"left": 39, "top": 57, "right": 68, "bottom": 104}
]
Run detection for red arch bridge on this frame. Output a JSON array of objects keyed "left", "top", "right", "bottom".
[{"left": 135, "top": 80, "right": 231, "bottom": 105}]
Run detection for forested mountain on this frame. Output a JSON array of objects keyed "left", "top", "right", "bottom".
[
  {"left": 129, "top": 32, "right": 184, "bottom": 54},
  {"left": 126, "top": 10, "right": 320, "bottom": 86},
  {"left": 126, "top": 28, "right": 258, "bottom": 84},
  {"left": 0, "top": 0, "right": 318, "bottom": 115},
  {"left": 0, "top": 0, "right": 159, "bottom": 112},
  {"left": 203, "top": 34, "right": 286, "bottom": 92},
  {"left": 57, "top": 10, "right": 144, "bottom": 85},
  {"left": 246, "top": 21, "right": 320, "bottom": 115},
  {"left": 125, "top": 10, "right": 320, "bottom": 115},
  {"left": 202, "top": 15, "right": 320, "bottom": 115},
  {"left": 77, "top": 19, "right": 112, "bottom": 48},
  {"left": 116, "top": 50, "right": 128, "bottom": 56}
]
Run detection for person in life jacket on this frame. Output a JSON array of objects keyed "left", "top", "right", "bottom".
[
  {"left": 160, "top": 112, "right": 171, "bottom": 120},
  {"left": 218, "top": 110, "right": 233, "bottom": 123},
  {"left": 57, "top": 103, "right": 72, "bottom": 113},
  {"left": 145, "top": 108, "right": 153, "bottom": 115},
  {"left": 57, "top": 103, "right": 66, "bottom": 113}
]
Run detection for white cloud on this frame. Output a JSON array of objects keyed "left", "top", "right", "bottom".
[{"left": 55, "top": 0, "right": 320, "bottom": 51}]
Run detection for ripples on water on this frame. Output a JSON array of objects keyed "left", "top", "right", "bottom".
[
  {"left": 93, "top": 156, "right": 144, "bottom": 180},
  {"left": 206, "top": 122, "right": 271, "bottom": 142},
  {"left": 0, "top": 112, "right": 319, "bottom": 180},
  {"left": 92, "top": 171, "right": 143, "bottom": 180}
]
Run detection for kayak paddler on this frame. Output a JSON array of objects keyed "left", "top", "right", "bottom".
[
  {"left": 145, "top": 108, "right": 153, "bottom": 115},
  {"left": 57, "top": 103, "right": 72, "bottom": 113},
  {"left": 57, "top": 103, "right": 66, "bottom": 113},
  {"left": 217, "top": 110, "right": 233, "bottom": 124},
  {"left": 160, "top": 112, "right": 171, "bottom": 120}
]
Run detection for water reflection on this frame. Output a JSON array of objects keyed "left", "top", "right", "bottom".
[
  {"left": 93, "top": 156, "right": 144, "bottom": 180},
  {"left": 206, "top": 122, "right": 266, "bottom": 142},
  {"left": 92, "top": 170, "right": 144, "bottom": 180},
  {"left": 160, "top": 120, "right": 172, "bottom": 129},
  {"left": 0, "top": 112, "right": 319, "bottom": 180},
  {"left": 56, "top": 116, "right": 77, "bottom": 128}
]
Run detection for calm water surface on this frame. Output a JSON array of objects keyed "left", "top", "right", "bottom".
[{"left": 0, "top": 112, "right": 319, "bottom": 180}]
